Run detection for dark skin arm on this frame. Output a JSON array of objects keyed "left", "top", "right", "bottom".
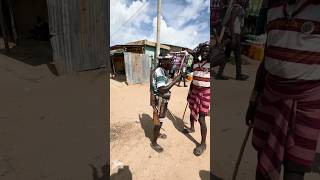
[
  {"left": 253, "top": 60, "right": 267, "bottom": 93},
  {"left": 230, "top": 7, "right": 238, "bottom": 37},
  {"left": 245, "top": 60, "right": 268, "bottom": 126},
  {"left": 158, "top": 74, "right": 182, "bottom": 94}
]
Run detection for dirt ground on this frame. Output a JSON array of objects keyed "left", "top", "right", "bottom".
[
  {"left": 110, "top": 77, "right": 210, "bottom": 180},
  {"left": 0, "top": 53, "right": 107, "bottom": 180},
  {"left": 110, "top": 57, "right": 320, "bottom": 180},
  {"left": 211, "top": 58, "right": 320, "bottom": 180}
]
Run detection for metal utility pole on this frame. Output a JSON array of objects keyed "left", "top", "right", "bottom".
[{"left": 155, "top": 0, "right": 161, "bottom": 67}]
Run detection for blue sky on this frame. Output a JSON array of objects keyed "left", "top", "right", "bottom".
[{"left": 110, "top": 0, "right": 210, "bottom": 49}]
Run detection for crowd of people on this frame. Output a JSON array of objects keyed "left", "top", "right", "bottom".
[
  {"left": 151, "top": 42, "right": 211, "bottom": 156},
  {"left": 150, "top": 0, "right": 320, "bottom": 180}
]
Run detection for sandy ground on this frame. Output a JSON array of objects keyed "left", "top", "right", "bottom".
[
  {"left": 110, "top": 77, "right": 210, "bottom": 180},
  {"left": 211, "top": 59, "right": 320, "bottom": 180},
  {"left": 0, "top": 53, "right": 107, "bottom": 180}
]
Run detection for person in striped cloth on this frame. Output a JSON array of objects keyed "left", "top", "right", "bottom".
[
  {"left": 151, "top": 57, "right": 182, "bottom": 153},
  {"left": 245, "top": 0, "right": 320, "bottom": 179},
  {"left": 183, "top": 42, "right": 211, "bottom": 156}
]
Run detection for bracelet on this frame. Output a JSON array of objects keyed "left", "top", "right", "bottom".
[{"left": 249, "top": 90, "right": 260, "bottom": 103}]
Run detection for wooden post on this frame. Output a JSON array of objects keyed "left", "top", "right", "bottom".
[
  {"left": 6, "top": 0, "right": 18, "bottom": 44},
  {"left": 0, "top": 0, "right": 9, "bottom": 51},
  {"left": 155, "top": 0, "right": 161, "bottom": 65}
]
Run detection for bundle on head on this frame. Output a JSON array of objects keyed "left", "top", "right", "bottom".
[{"left": 191, "top": 41, "right": 210, "bottom": 62}]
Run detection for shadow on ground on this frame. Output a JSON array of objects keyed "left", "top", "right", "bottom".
[
  {"left": 111, "top": 74, "right": 127, "bottom": 83},
  {"left": 0, "top": 39, "right": 60, "bottom": 76},
  {"left": 139, "top": 113, "right": 153, "bottom": 142},
  {"left": 110, "top": 166, "right": 132, "bottom": 180},
  {"left": 167, "top": 110, "right": 199, "bottom": 146},
  {"left": 0, "top": 39, "right": 52, "bottom": 66},
  {"left": 199, "top": 170, "right": 224, "bottom": 180},
  {"left": 89, "top": 163, "right": 109, "bottom": 180},
  {"left": 311, "top": 153, "right": 320, "bottom": 174}
]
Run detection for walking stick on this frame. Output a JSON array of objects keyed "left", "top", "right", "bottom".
[
  {"left": 232, "top": 125, "right": 253, "bottom": 180},
  {"left": 181, "top": 102, "right": 189, "bottom": 129}
]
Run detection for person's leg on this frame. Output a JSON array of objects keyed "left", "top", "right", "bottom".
[
  {"left": 183, "top": 74, "right": 187, "bottom": 87},
  {"left": 183, "top": 114, "right": 195, "bottom": 133},
  {"left": 193, "top": 114, "right": 207, "bottom": 156},
  {"left": 151, "top": 110, "right": 164, "bottom": 152},
  {"left": 234, "top": 36, "right": 249, "bottom": 80},
  {"left": 283, "top": 160, "right": 307, "bottom": 180},
  {"left": 255, "top": 168, "right": 269, "bottom": 180},
  {"left": 158, "top": 122, "right": 167, "bottom": 139},
  {"left": 216, "top": 43, "right": 231, "bottom": 80},
  {"left": 151, "top": 124, "right": 163, "bottom": 152},
  {"left": 283, "top": 169, "right": 305, "bottom": 180},
  {"left": 199, "top": 114, "right": 207, "bottom": 145}
]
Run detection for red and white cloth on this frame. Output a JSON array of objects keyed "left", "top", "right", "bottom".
[
  {"left": 192, "top": 61, "right": 210, "bottom": 88},
  {"left": 264, "top": 1, "right": 320, "bottom": 81},
  {"left": 252, "top": 74, "right": 320, "bottom": 180},
  {"left": 252, "top": 2, "right": 320, "bottom": 179},
  {"left": 187, "top": 61, "right": 211, "bottom": 121}
]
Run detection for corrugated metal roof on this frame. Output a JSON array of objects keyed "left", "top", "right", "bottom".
[
  {"left": 110, "top": 49, "right": 125, "bottom": 55},
  {"left": 47, "top": 0, "right": 107, "bottom": 74},
  {"left": 126, "top": 39, "right": 170, "bottom": 50}
]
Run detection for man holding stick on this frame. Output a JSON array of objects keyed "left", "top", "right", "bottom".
[
  {"left": 246, "top": 0, "right": 320, "bottom": 179},
  {"left": 183, "top": 42, "right": 211, "bottom": 156},
  {"left": 150, "top": 57, "right": 182, "bottom": 153}
]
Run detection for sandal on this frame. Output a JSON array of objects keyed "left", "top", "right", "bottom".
[
  {"left": 182, "top": 128, "right": 195, "bottom": 134},
  {"left": 193, "top": 144, "right": 206, "bottom": 156},
  {"left": 158, "top": 133, "right": 167, "bottom": 139},
  {"left": 150, "top": 143, "right": 164, "bottom": 153}
]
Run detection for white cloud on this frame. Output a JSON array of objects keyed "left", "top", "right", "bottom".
[
  {"left": 110, "top": 0, "right": 151, "bottom": 38},
  {"left": 175, "top": 0, "right": 209, "bottom": 28},
  {"left": 148, "top": 16, "right": 208, "bottom": 49},
  {"left": 110, "top": 0, "right": 209, "bottom": 49}
]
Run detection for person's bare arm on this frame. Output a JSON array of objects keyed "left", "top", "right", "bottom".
[
  {"left": 253, "top": 60, "right": 267, "bottom": 93},
  {"left": 230, "top": 7, "right": 239, "bottom": 36},
  {"left": 158, "top": 74, "right": 182, "bottom": 94}
]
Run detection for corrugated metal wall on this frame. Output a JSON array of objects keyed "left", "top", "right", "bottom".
[
  {"left": 47, "top": 0, "right": 107, "bottom": 74},
  {"left": 124, "top": 52, "right": 151, "bottom": 85}
]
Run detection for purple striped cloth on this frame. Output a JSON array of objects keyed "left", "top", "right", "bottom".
[
  {"left": 252, "top": 74, "right": 320, "bottom": 180},
  {"left": 187, "top": 84, "right": 210, "bottom": 121}
]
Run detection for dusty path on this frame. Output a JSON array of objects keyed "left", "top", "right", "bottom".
[
  {"left": 0, "top": 53, "right": 107, "bottom": 180},
  {"left": 110, "top": 79, "right": 210, "bottom": 180}
]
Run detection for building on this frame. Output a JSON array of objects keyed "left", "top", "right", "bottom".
[
  {"left": 0, "top": 0, "right": 108, "bottom": 75},
  {"left": 126, "top": 39, "right": 171, "bottom": 58},
  {"left": 162, "top": 43, "right": 192, "bottom": 53}
]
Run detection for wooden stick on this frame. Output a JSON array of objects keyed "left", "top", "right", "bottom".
[
  {"left": 232, "top": 126, "right": 253, "bottom": 180},
  {"left": 181, "top": 102, "right": 189, "bottom": 129},
  {"left": 6, "top": 0, "right": 18, "bottom": 44},
  {"left": 0, "top": 0, "right": 9, "bottom": 51}
]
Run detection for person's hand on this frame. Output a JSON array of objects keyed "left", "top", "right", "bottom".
[
  {"left": 245, "top": 102, "right": 257, "bottom": 127},
  {"left": 175, "top": 70, "right": 182, "bottom": 78}
]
